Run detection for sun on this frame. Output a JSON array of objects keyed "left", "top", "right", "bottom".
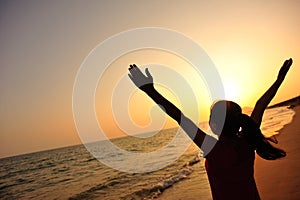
[{"left": 224, "top": 81, "right": 239, "bottom": 102}]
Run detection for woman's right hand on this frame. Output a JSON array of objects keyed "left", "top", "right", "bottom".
[
  {"left": 278, "top": 58, "right": 292, "bottom": 81},
  {"left": 128, "top": 64, "right": 154, "bottom": 92},
  {"left": 251, "top": 58, "right": 293, "bottom": 126}
]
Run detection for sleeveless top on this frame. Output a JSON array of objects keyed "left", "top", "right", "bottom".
[{"left": 204, "top": 136, "right": 261, "bottom": 200}]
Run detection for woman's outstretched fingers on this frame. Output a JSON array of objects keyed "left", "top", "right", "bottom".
[
  {"left": 285, "top": 58, "right": 292, "bottom": 67},
  {"left": 278, "top": 58, "right": 293, "bottom": 81},
  {"left": 128, "top": 73, "right": 133, "bottom": 81},
  {"left": 288, "top": 58, "right": 293, "bottom": 66},
  {"left": 145, "top": 68, "right": 152, "bottom": 78},
  {"left": 129, "top": 65, "right": 134, "bottom": 71},
  {"left": 133, "top": 65, "right": 146, "bottom": 77},
  {"left": 128, "top": 64, "right": 154, "bottom": 91},
  {"left": 129, "top": 64, "right": 140, "bottom": 77}
]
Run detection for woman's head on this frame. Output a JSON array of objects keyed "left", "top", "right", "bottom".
[
  {"left": 209, "top": 100, "right": 242, "bottom": 136},
  {"left": 209, "top": 100, "right": 286, "bottom": 160}
]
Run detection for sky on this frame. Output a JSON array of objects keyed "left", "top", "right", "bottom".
[{"left": 1, "top": 0, "right": 299, "bottom": 158}]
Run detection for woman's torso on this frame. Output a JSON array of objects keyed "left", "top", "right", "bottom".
[{"left": 205, "top": 136, "right": 260, "bottom": 200}]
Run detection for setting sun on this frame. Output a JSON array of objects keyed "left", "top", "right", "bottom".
[{"left": 223, "top": 80, "right": 239, "bottom": 102}]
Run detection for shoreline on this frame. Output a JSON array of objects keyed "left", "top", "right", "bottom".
[{"left": 254, "top": 105, "right": 300, "bottom": 200}]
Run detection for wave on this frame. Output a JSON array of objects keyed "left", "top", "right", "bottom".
[
  {"left": 68, "top": 173, "right": 131, "bottom": 200},
  {"left": 69, "top": 180, "right": 121, "bottom": 200},
  {"left": 68, "top": 154, "right": 200, "bottom": 200},
  {"left": 121, "top": 168, "right": 192, "bottom": 200},
  {"left": 122, "top": 155, "right": 200, "bottom": 200}
]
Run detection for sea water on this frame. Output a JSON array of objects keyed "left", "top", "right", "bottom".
[{"left": 0, "top": 106, "right": 295, "bottom": 199}]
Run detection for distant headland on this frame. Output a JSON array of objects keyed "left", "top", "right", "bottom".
[{"left": 268, "top": 95, "right": 300, "bottom": 109}]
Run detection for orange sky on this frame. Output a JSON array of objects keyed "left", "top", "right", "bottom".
[{"left": 0, "top": 0, "right": 299, "bottom": 158}]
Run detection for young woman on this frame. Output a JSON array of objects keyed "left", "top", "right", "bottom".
[{"left": 128, "top": 58, "right": 292, "bottom": 200}]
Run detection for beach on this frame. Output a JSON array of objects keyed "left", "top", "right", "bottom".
[
  {"left": 0, "top": 105, "right": 297, "bottom": 199},
  {"left": 159, "top": 106, "right": 300, "bottom": 200},
  {"left": 255, "top": 106, "right": 300, "bottom": 200}
]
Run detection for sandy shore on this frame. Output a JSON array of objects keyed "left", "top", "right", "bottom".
[
  {"left": 157, "top": 159, "right": 212, "bottom": 200},
  {"left": 159, "top": 106, "right": 300, "bottom": 200},
  {"left": 255, "top": 106, "right": 300, "bottom": 200}
]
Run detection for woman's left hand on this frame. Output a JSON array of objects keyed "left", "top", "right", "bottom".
[{"left": 128, "top": 64, "right": 154, "bottom": 92}]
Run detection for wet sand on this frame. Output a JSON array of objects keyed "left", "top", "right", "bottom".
[
  {"left": 255, "top": 106, "right": 300, "bottom": 200},
  {"left": 159, "top": 106, "right": 300, "bottom": 199}
]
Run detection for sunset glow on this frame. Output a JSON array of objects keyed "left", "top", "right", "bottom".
[{"left": 1, "top": 0, "right": 299, "bottom": 158}]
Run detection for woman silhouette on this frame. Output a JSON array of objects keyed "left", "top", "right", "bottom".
[{"left": 128, "top": 58, "right": 292, "bottom": 200}]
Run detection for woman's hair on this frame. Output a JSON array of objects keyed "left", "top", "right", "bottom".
[
  {"left": 240, "top": 114, "right": 286, "bottom": 160},
  {"left": 209, "top": 100, "right": 286, "bottom": 160}
]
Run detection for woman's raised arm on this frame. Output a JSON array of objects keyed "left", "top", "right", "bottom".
[
  {"left": 128, "top": 64, "right": 207, "bottom": 147},
  {"left": 251, "top": 58, "right": 293, "bottom": 127}
]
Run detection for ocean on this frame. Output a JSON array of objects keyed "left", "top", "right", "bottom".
[{"left": 0, "top": 106, "right": 295, "bottom": 199}]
